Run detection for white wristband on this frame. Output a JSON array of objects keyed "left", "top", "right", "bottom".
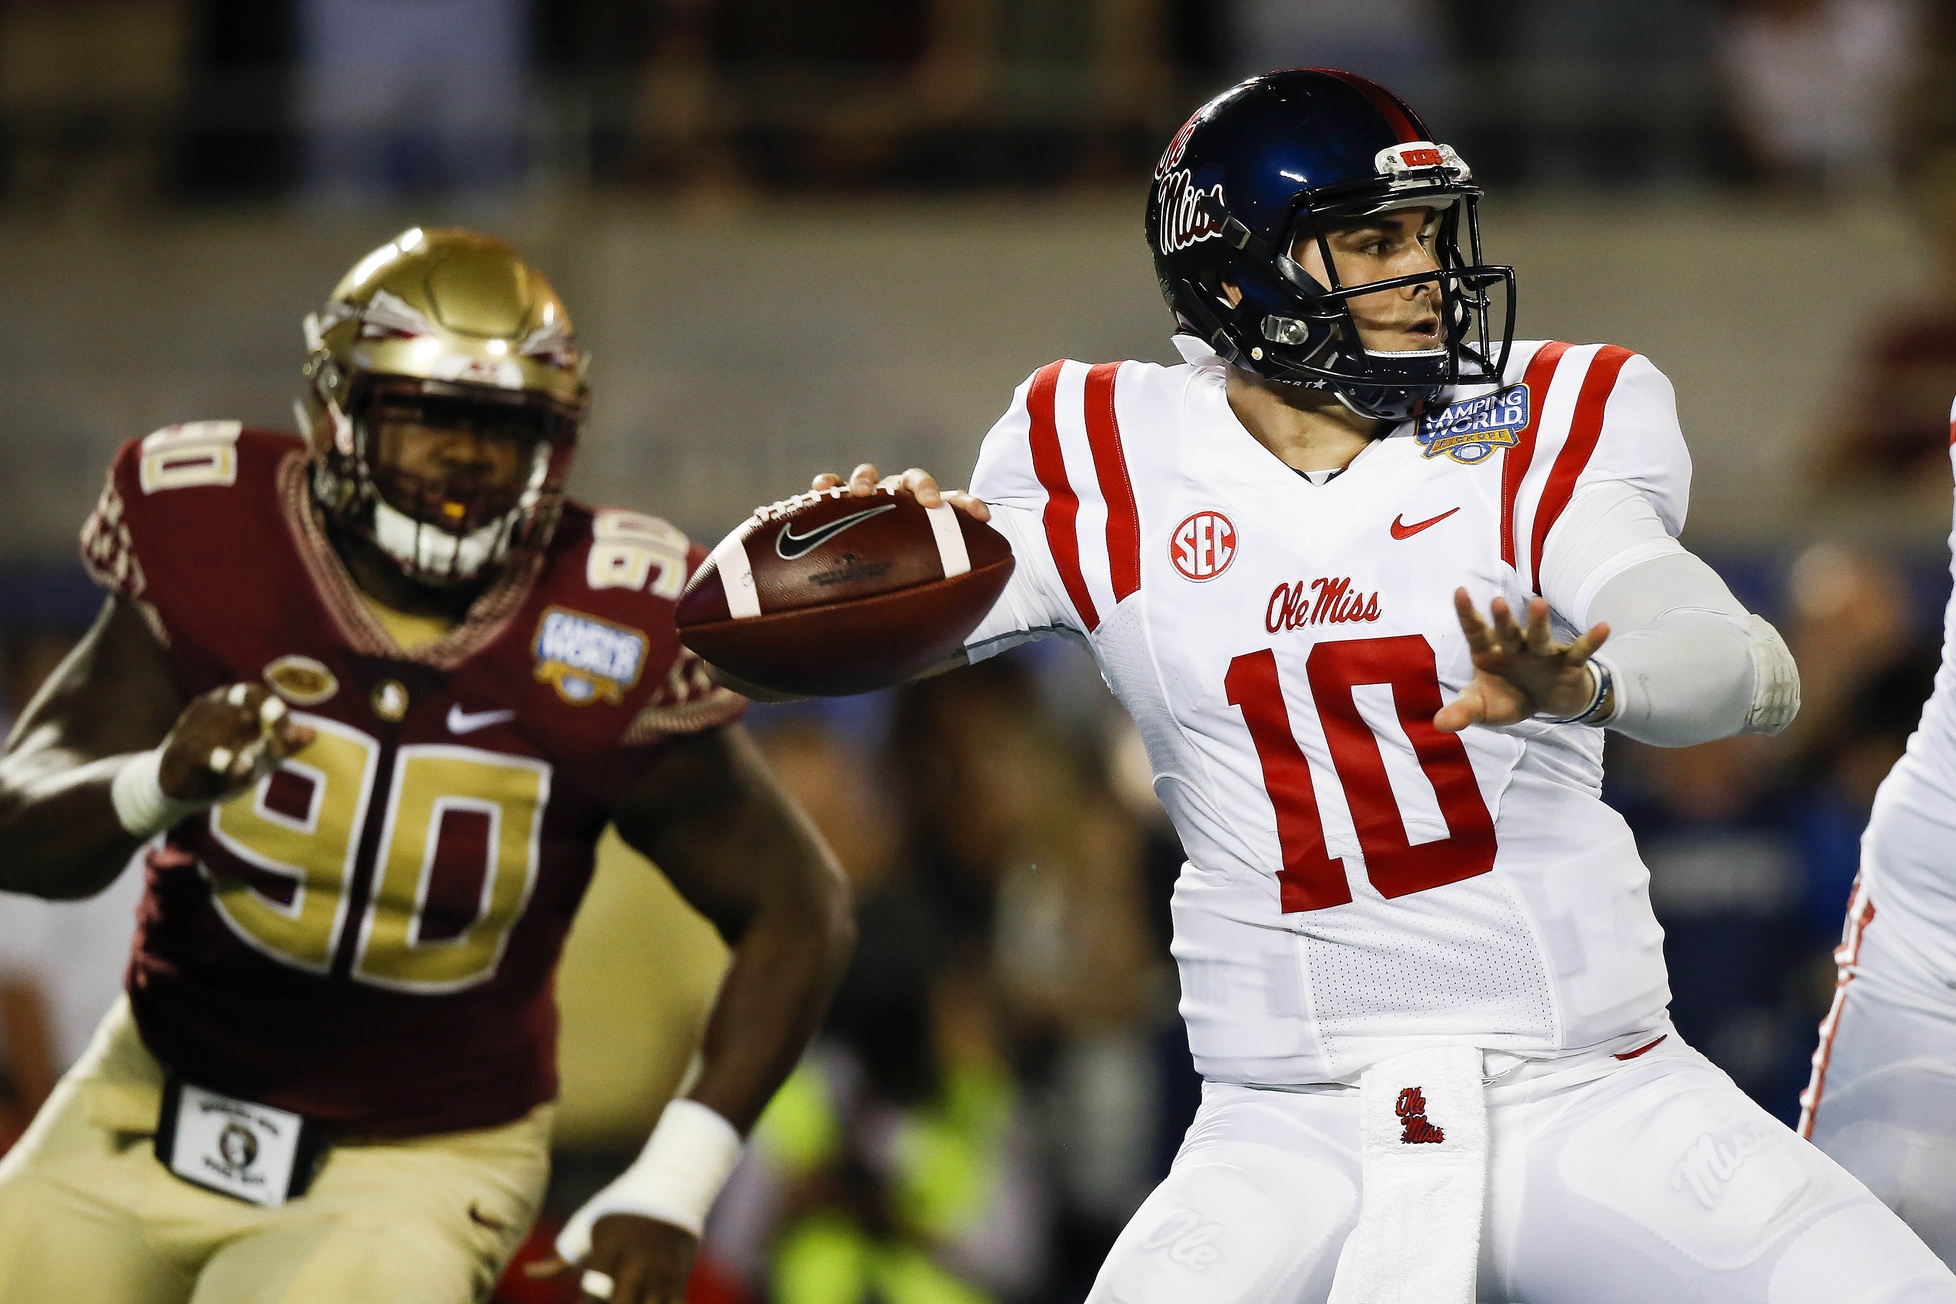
[
  {"left": 110, "top": 749, "right": 204, "bottom": 839},
  {"left": 555, "top": 1099, "right": 743, "bottom": 1262}
]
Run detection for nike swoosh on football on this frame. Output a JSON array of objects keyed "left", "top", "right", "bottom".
[
  {"left": 447, "top": 705, "right": 516, "bottom": 735},
  {"left": 775, "top": 503, "right": 897, "bottom": 561},
  {"left": 1390, "top": 507, "right": 1460, "bottom": 540}
]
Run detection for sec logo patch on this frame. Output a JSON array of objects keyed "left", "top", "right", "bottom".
[{"left": 1172, "top": 511, "right": 1236, "bottom": 582}]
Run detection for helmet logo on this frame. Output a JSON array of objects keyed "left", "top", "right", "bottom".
[
  {"left": 1158, "top": 170, "right": 1227, "bottom": 254},
  {"left": 1374, "top": 141, "right": 1470, "bottom": 181},
  {"left": 1156, "top": 113, "right": 1201, "bottom": 180}
]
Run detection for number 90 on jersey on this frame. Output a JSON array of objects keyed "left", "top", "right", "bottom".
[{"left": 206, "top": 715, "right": 550, "bottom": 993}]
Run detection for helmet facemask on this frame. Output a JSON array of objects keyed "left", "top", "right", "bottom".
[
  {"left": 297, "top": 228, "right": 590, "bottom": 593},
  {"left": 1206, "top": 180, "right": 1515, "bottom": 422},
  {"left": 310, "top": 376, "right": 580, "bottom": 590}
]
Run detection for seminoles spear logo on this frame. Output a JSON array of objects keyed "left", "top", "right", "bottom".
[{"left": 1396, "top": 1086, "right": 1446, "bottom": 1145}]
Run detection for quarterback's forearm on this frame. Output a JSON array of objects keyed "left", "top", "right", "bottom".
[{"left": 1584, "top": 553, "right": 1799, "bottom": 746}]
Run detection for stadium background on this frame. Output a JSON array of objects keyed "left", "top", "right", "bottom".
[{"left": 0, "top": 1, "right": 1951, "bottom": 1300}]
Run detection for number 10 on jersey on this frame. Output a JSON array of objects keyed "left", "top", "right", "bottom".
[{"left": 1225, "top": 634, "right": 1497, "bottom": 912}]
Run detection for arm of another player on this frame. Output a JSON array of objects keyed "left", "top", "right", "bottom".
[
  {"left": 0, "top": 595, "right": 315, "bottom": 898},
  {"left": 550, "top": 724, "right": 855, "bottom": 1304}
]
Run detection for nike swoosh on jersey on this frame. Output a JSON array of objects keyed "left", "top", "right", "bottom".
[
  {"left": 775, "top": 503, "right": 896, "bottom": 561},
  {"left": 447, "top": 705, "right": 516, "bottom": 735},
  {"left": 1390, "top": 507, "right": 1460, "bottom": 540}
]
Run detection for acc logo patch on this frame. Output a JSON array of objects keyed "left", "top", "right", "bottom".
[
  {"left": 263, "top": 655, "right": 338, "bottom": 706},
  {"left": 1415, "top": 383, "right": 1529, "bottom": 464},
  {"left": 533, "top": 607, "right": 647, "bottom": 705}
]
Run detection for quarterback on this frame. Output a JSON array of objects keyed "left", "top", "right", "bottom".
[
  {"left": 826, "top": 70, "right": 1956, "bottom": 1301},
  {"left": 1801, "top": 395, "right": 1956, "bottom": 1267},
  {"left": 0, "top": 230, "right": 853, "bottom": 1304}
]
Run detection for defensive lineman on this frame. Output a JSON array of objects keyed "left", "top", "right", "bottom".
[
  {"left": 1801, "top": 396, "right": 1956, "bottom": 1267},
  {"left": 829, "top": 70, "right": 1956, "bottom": 1302},
  {"left": 0, "top": 230, "right": 852, "bottom": 1304}
]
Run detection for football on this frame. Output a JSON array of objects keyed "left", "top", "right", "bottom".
[{"left": 675, "top": 487, "right": 1015, "bottom": 696}]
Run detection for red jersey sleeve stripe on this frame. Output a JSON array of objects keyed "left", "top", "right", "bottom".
[
  {"left": 1527, "top": 345, "right": 1637, "bottom": 592},
  {"left": 1026, "top": 361, "right": 1102, "bottom": 632},
  {"left": 1083, "top": 362, "right": 1142, "bottom": 604},
  {"left": 1499, "top": 341, "right": 1571, "bottom": 572}
]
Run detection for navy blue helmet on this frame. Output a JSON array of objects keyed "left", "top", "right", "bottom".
[{"left": 1147, "top": 68, "right": 1515, "bottom": 422}]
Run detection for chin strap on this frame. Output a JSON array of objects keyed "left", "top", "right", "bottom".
[{"left": 370, "top": 497, "right": 515, "bottom": 586}]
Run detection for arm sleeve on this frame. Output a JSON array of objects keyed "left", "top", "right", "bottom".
[
  {"left": 1537, "top": 483, "right": 1799, "bottom": 746},
  {"left": 961, "top": 366, "right": 1094, "bottom": 662}
]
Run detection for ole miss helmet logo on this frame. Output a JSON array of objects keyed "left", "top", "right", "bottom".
[{"left": 1172, "top": 511, "right": 1236, "bottom": 581}]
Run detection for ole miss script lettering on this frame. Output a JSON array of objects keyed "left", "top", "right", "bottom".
[
  {"left": 1396, "top": 1087, "right": 1446, "bottom": 1144},
  {"left": 1266, "top": 577, "right": 1381, "bottom": 633}
]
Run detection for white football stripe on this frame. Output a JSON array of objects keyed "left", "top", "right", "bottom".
[
  {"left": 926, "top": 503, "right": 971, "bottom": 578},
  {"left": 712, "top": 531, "right": 762, "bottom": 619}
]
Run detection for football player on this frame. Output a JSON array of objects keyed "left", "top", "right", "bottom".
[
  {"left": 820, "top": 71, "right": 1956, "bottom": 1301},
  {"left": 0, "top": 228, "right": 854, "bottom": 1304},
  {"left": 1800, "top": 397, "right": 1956, "bottom": 1267}
]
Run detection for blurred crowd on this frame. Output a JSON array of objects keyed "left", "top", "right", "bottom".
[{"left": 5, "top": 0, "right": 1956, "bottom": 204}]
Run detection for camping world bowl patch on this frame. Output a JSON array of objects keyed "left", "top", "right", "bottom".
[
  {"left": 533, "top": 607, "right": 648, "bottom": 704},
  {"left": 1415, "top": 383, "right": 1530, "bottom": 464}
]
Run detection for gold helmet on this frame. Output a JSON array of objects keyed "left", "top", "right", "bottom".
[{"left": 298, "top": 227, "right": 589, "bottom": 588}]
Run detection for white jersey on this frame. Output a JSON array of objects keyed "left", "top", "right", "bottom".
[
  {"left": 1855, "top": 408, "right": 1956, "bottom": 988},
  {"left": 965, "top": 337, "right": 1689, "bottom": 1085}
]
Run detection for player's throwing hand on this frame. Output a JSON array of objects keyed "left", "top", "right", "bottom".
[
  {"left": 157, "top": 683, "right": 316, "bottom": 803},
  {"left": 812, "top": 463, "right": 991, "bottom": 520},
  {"left": 1434, "top": 588, "right": 1610, "bottom": 732}
]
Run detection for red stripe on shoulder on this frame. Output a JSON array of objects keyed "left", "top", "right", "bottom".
[
  {"left": 1026, "top": 361, "right": 1101, "bottom": 632},
  {"left": 1528, "top": 345, "right": 1636, "bottom": 592},
  {"left": 1499, "top": 342, "right": 1571, "bottom": 571},
  {"left": 1083, "top": 362, "right": 1141, "bottom": 605}
]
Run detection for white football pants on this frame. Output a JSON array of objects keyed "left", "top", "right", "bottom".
[
  {"left": 1803, "top": 896, "right": 1956, "bottom": 1271},
  {"left": 1089, "top": 1035, "right": 1955, "bottom": 1304}
]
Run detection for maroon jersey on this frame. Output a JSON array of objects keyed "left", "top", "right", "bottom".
[{"left": 79, "top": 421, "right": 744, "bottom": 1136}]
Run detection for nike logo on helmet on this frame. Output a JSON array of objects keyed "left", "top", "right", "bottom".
[
  {"left": 1390, "top": 507, "right": 1459, "bottom": 540},
  {"left": 447, "top": 704, "right": 516, "bottom": 735},
  {"left": 775, "top": 503, "right": 896, "bottom": 561}
]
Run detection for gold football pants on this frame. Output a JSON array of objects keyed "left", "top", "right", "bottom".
[{"left": 0, "top": 998, "right": 550, "bottom": 1304}]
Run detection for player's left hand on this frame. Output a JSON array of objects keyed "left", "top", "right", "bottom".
[
  {"left": 812, "top": 463, "right": 992, "bottom": 521},
  {"left": 528, "top": 1214, "right": 697, "bottom": 1304},
  {"left": 1434, "top": 588, "right": 1609, "bottom": 732}
]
